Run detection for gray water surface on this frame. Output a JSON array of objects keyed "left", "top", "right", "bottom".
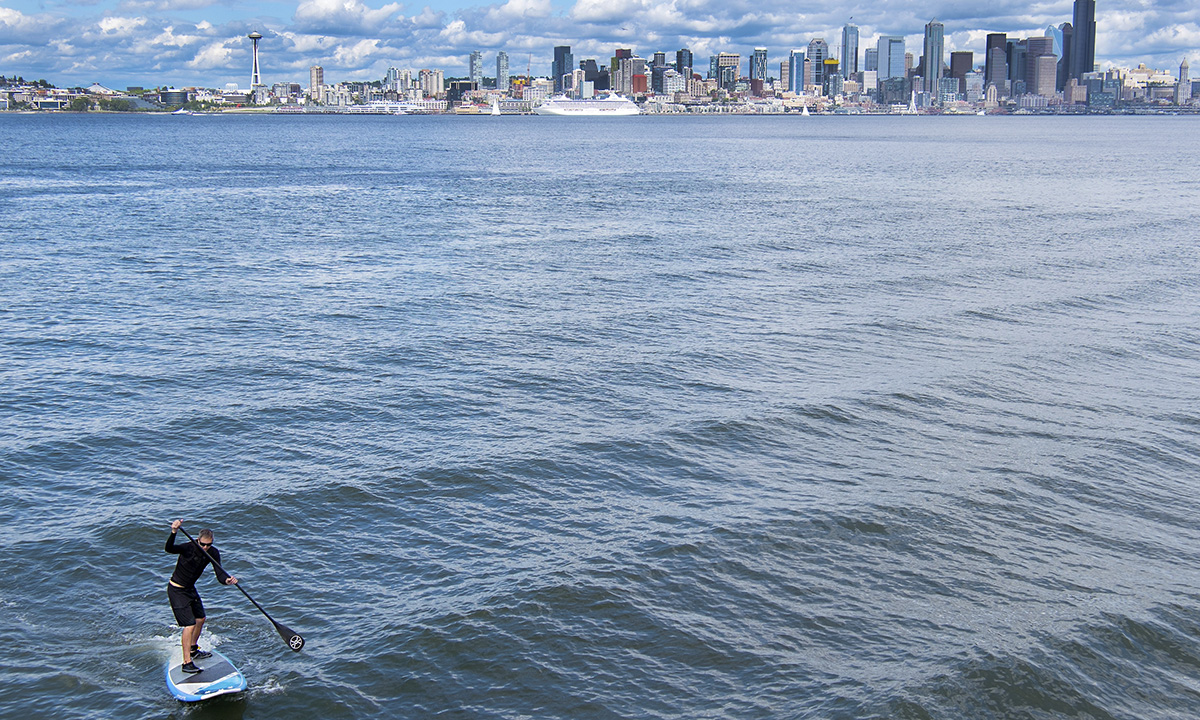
[{"left": 2, "top": 113, "right": 1199, "bottom": 719}]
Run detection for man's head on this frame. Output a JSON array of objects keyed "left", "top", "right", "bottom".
[{"left": 198, "top": 529, "right": 214, "bottom": 548}]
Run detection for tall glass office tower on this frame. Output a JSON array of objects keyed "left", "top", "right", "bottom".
[
  {"left": 468, "top": 50, "right": 483, "bottom": 87},
  {"left": 808, "top": 38, "right": 829, "bottom": 88},
  {"left": 750, "top": 48, "right": 768, "bottom": 83},
  {"left": 922, "top": 19, "right": 944, "bottom": 93},
  {"left": 841, "top": 24, "right": 859, "bottom": 79},
  {"left": 496, "top": 51, "right": 509, "bottom": 92},
  {"left": 876, "top": 36, "right": 905, "bottom": 79},
  {"left": 552, "top": 45, "right": 574, "bottom": 93},
  {"left": 788, "top": 49, "right": 805, "bottom": 93},
  {"left": 1070, "top": 0, "right": 1096, "bottom": 80}
]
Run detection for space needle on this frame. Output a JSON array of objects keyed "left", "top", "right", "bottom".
[{"left": 248, "top": 31, "right": 263, "bottom": 93}]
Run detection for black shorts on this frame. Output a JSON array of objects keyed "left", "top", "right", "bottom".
[{"left": 167, "top": 583, "right": 206, "bottom": 627}]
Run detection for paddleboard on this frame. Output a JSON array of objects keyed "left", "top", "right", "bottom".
[{"left": 164, "top": 648, "right": 247, "bottom": 702}]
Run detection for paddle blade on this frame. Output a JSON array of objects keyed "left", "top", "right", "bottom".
[{"left": 274, "top": 621, "right": 305, "bottom": 652}]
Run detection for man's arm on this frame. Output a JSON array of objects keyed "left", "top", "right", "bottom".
[
  {"left": 209, "top": 547, "right": 237, "bottom": 585},
  {"left": 165, "top": 519, "right": 183, "bottom": 554}
]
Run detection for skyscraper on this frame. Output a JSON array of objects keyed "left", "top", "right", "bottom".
[
  {"left": 823, "top": 58, "right": 841, "bottom": 96},
  {"left": 309, "top": 65, "right": 323, "bottom": 98},
  {"left": 864, "top": 48, "right": 878, "bottom": 72},
  {"left": 1058, "top": 23, "right": 1074, "bottom": 90},
  {"left": 676, "top": 48, "right": 693, "bottom": 77},
  {"left": 985, "top": 33, "right": 1008, "bottom": 92},
  {"left": 469, "top": 50, "right": 483, "bottom": 87},
  {"left": 950, "top": 51, "right": 972, "bottom": 94},
  {"left": 876, "top": 36, "right": 905, "bottom": 79},
  {"left": 552, "top": 45, "right": 574, "bottom": 93},
  {"left": 750, "top": 48, "right": 768, "bottom": 83},
  {"left": 922, "top": 19, "right": 944, "bottom": 94},
  {"left": 788, "top": 49, "right": 805, "bottom": 93},
  {"left": 714, "top": 52, "right": 740, "bottom": 90},
  {"left": 1026, "top": 36, "right": 1054, "bottom": 83},
  {"left": 808, "top": 38, "right": 829, "bottom": 88},
  {"left": 496, "top": 51, "right": 510, "bottom": 92},
  {"left": 841, "top": 24, "right": 859, "bottom": 79},
  {"left": 1032, "top": 54, "right": 1058, "bottom": 97},
  {"left": 1071, "top": 0, "right": 1096, "bottom": 80},
  {"left": 1175, "top": 57, "right": 1192, "bottom": 104}
]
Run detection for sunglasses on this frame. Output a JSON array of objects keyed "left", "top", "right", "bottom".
[{"left": 199, "top": 541, "right": 213, "bottom": 547}]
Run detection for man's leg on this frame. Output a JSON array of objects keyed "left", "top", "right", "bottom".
[
  {"left": 192, "top": 616, "right": 206, "bottom": 653},
  {"left": 180, "top": 623, "right": 196, "bottom": 664}
]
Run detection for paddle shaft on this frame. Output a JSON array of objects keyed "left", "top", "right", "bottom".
[{"left": 176, "top": 525, "right": 305, "bottom": 651}]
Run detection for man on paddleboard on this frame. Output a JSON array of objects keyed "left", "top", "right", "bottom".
[{"left": 166, "top": 520, "right": 237, "bottom": 673}]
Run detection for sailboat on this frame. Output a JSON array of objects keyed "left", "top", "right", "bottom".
[
  {"left": 490, "top": 96, "right": 501, "bottom": 116},
  {"left": 801, "top": 103, "right": 810, "bottom": 116}
]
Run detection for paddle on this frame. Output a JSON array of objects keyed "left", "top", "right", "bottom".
[{"left": 177, "top": 525, "right": 305, "bottom": 652}]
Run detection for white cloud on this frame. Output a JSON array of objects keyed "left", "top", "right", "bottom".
[
  {"left": 571, "top": 0, "right": 648, "bottom": 23},
  {"left": 294, "top": 0, "right": 405, "bottom": 35},
  {"left": 438, "top": 18, "right": 504, "bottom": 46},
  {"left": 98, "top": 16, "right": 148, "bottom": 36},
  {"left": 411, "top": 5, "right": 445, "bottom": 28},
  {"left": 187, "top": 40, "right": 233, "bottom": 68},
  {"left": 332, "top": 37, "right": 383, "bottom": 65},
  {"left": 488, "top": 0, "right": 551, "bottom": 21}
]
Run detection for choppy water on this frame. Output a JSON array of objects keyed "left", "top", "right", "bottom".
[{"left": 2, "top": 113, "right": 1200, "bottom": 719}]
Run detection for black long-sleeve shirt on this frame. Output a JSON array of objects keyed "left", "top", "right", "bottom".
[{"left": 166, "top": 531, "right": 230, "bottom": 589}]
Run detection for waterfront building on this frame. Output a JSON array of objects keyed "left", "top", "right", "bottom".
[
  {"left": 1071, "top": 0, "right": 1097, "bottom": 81},
  {"left": 613, "top": 51, "right": 645, "bottom": 95},
  {"left": 937, "top": 76, "right": 960, "bottom": 104},
  {"left": 1177, "top": 58, "right": 1192, "bottom": 104},
  {"left": 497, "top": 51, "right": 510, "bottom": 92},
  {"left": 788, "top": 50, "right": 805, "bottom": 94},
  {"left": 877, "top": 36, "right": 905, "bottom": 79},
  {"left": 712, "top": 52, "right": 740, "bottom": 90},
  {"left": 553, "top": 45, "right": 574, "bottom": 93},
  {"left": 1032, "top": 54, "right": 1058, "bottom": 98},
  {"left": 750, "top": 48, "right": 768, "bottom": 84},
  {"left": 965, "top": 72, "right": 985, "bottom": 102},
  {"left": 1026, "top": 36, "right": 1055, "bottom": 91},
  {"left": 922, "top": 19, "right": 944, "bottom": 95},
  {"left": 864, "top": 48, "right": 878, "bottom": 73},
  {"left": 841, "top": 24, "right": 859, "bottom": 79},
  {"left": 469, "top": 51, "right": 483, "bottom": 87},
  {"left": 677, "top": 48, "right": 693, "bottom": 77},
  {"left": 808, "top": 38, "right": 829, "bottom": 88},
  {"left": 1008, "top": 39, "right": 1028, "bottom": 92},
  {"left": 523, "top": 78, "right": 553, "bottom": 102},
  {"left": 950, "top": 52, "right": 972, "bottom": 94},
  {"left": 309, "top": 65, "right": 323, "bottom": 99},
  {"left": 1058, "top": 23, "right": 1074, "bottom": 90},
  {"left": 779, "top": 62, "right": 790, "bottom": 94},
  {"left": 985, "top": 33, "right": 1008, "bottom": 93},
  {"left": 860, "top": 70, "right": 878, "bottom": 98},
  {"left": 823, "top": 59, "right": 842, "bottom": 96},
  {"left": 419, "top": 68, "right": 444, "bottom": 98},
  {"left": 663, "top": 69, "right": 687, "bottom": 96}
]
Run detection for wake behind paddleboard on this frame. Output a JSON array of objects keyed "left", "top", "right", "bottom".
[{"left": 164, "top": 648, "right": 247, "bottom": 702}]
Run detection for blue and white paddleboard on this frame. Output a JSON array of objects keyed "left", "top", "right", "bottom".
[{"left": 164, "top": 648, "right": 247, "bottom": 702}]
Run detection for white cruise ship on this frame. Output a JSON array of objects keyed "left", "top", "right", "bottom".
[{"left": 535, "top": 94, "right": 640, "bottom": 116}]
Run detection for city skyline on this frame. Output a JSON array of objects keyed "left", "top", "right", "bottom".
[{"left": 1, "top": 0, "right": 1197, "bottom": 88}]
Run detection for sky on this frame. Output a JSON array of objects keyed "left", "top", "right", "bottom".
[{"left": 1, "top": 0, "right": 1197, "bottom": 89}]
